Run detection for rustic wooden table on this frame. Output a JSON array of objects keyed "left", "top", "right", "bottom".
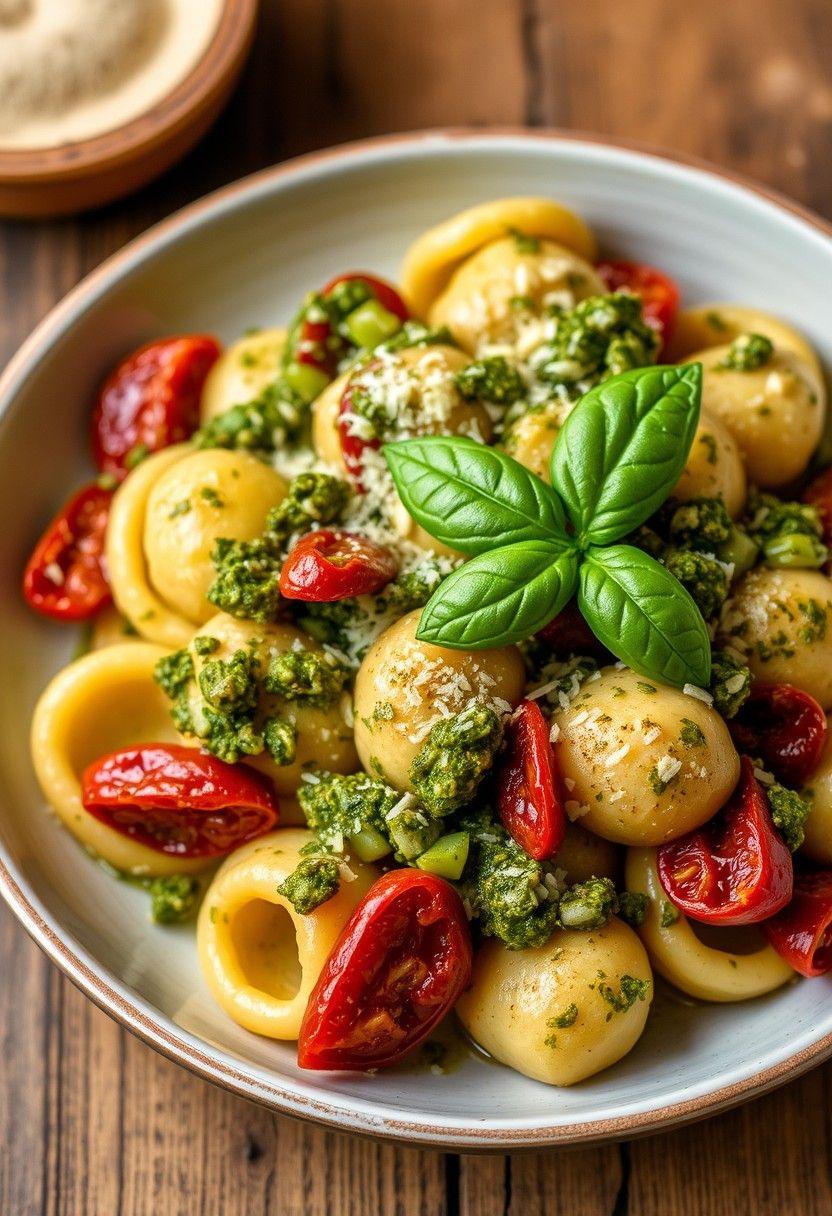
[{"left": 2, "top": 1, "right": 831, "bottom": 1212}]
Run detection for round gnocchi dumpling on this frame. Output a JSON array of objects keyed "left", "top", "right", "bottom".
[
  {"left": 554, "top": 822, "right": 621, "bottom": 884},
  {"left": 427, "top": 236, "right": 605, "bottom": 353},
  {"left": 688, "top": 344, "right": 825, "bottom": 488},
  {"left": 312, "top": 344, "right": 493, "bottom": 557},
  {"left": 802, "top": 722, "right": 832, "bottom": 863},
  {"left": 184, "top": 613, "right": 358, "bottom": 796},
  {"left": 200, "top": 328, "right": 286, "bottom": 423},
  {"left": 672, "top": 410, "right": 747, "bottom": 518},
  {"left": 456, "top": 918, "right": 652, "bottom": 1085},
  {"left": 717, "top": 568, "right": 832, "bottom": 709},
  {"left": 502, "top": 402, "right": 562, "bottom": 483},
  {"left": 551, "top": 667, "right": 739, "bottom": 846},
  {"left": 667, "top": 304, "right": 823, "bottom": 381},
  {"left": 197, "top": 828, "right": 378, "bottom": 1039},
  {"left": 352, "top": 609, "right": 525, "bottom": 792}
]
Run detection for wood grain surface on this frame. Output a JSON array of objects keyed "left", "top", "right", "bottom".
[{"left": 2, "top": 1, "right": 831, "bottom": 1213}]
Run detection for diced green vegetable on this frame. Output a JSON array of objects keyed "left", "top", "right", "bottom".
[{"left": 415, "top": 831, "right": 470, "bottom": 880}]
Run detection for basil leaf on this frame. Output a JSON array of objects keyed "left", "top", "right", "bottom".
[
  {"left": 384, "top": 436, "right": 568, "bottom": 555},
  {"left": 416, "top": 541, "right": 579, "bottom": 649},
  {"left": 550, "top": 364, "right": 702, "bottom": 546},
  {"left": 579, "top": 544, "right": 711, "bottom": 687}
]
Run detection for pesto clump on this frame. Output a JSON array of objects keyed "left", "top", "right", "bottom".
[
  {"left": 557, "top": 876, "right": 619, "bottom": 930},
  {"left": 617, "top": 891, "right": 649, "bottom": 927},
  {"left": 717, "top": 332, "right": 774, "bottom": 372},
  {"left": 298, "top": 771, "right": 399, "bottom": 859},
  {"left": 263, "top": 716, "right": 298, "bottom": 765},
  {"left": 744, "top": 490, "right": 828, "bottom": 570},
  {"left": 193, "top": 380, "right": 306, "bottom": 452},
  {"left": 661, "top": 547, "right": 729, "bottom": 620},
  {"left": 277, "top": 854, "right": 341, "bottom": 914},
  {"left": 455, "top": 356, "right": 526, "bottom": 405},
  {"left": 197, "top": 648, "right": 264, "bottom": 762},
  {"left": 709, "top": 649, "right": 752, "bottom": 719},
  {"left": 154, "top": 648, "right": 195, "bottom": 733},
  {"left": 667, "top": 496, "right": 734, "bottom": 550},
  {"left": 264, "top": 648, "right": 348, "bottom": 707},
  {"left": 148, "top": 875, "right": 200, "bottom": 925},
  {"left": 531, "top": 292, "right": 659, "bottom": 391},
  {"left": 409, "top": 705, "right": 503, "bottom": 816},
  {"left": 597, "top": 973, "right": 651, "bottom": 1014},
  {"left": 207, "top": 472, "right": 350, "bottom": 622},
  {"left": 767, "top": 782, "right": 811, "bottom": 852}
]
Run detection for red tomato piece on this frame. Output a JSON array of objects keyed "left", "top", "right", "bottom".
[
  {"left": 92, "top": 335, "right": 221, "bottom": 479},
  {"left": 298, "top": 869, "right": 472, "bottom": 1071},
  {"left": 803, "top": 467, "right": 832, "bottom": 548},
  {"left": 81, "top": 744, "right": 279, "bottom": 858},
  {"left": 763, "top": 868, "right": 832, "bottom": 977},
  {"left": 23, "top": 483, "right": 113, "bottom": 621},
  {"left": 279, "top": 529, "right": 398, "bottom": 602},
  {"left": 729, "top": 682, "right": 827, "bottom": 786},
  {"left": 595, "top": 260, "right": 680, "bottom": 350},
  {"left": 657, "top": 757, "right": 793, "bottom": 925},
  {"left": 337, "top": 376, "right": 381, "bottom": 489},
  {"left": 536, "top": 599, "right": 608, "bottom": 659},
  {"left": 497, "top": 700, "right": 567, "bottom": 861},
  {"left": 298, "top": 273, "right": 409, "bottom": 376}
]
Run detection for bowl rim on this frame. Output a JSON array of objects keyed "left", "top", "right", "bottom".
[
  {"left": 2, "top": 126, "right": 832, "bottom": 1149},
  {"left": 0, "top": 0, "right": 258, "bottom": 181}
]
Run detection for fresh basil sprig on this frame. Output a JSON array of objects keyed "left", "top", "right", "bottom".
[{"left": 384, "top": 363, "right": 710, "bottom": 688}]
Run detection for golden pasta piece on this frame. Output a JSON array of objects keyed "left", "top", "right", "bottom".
[
  {"left": 107, "top": 445, "right": 287, "bottom": 646},
  {"left": 353, "top": 609, "right": 525, "bottom": 792},
  {"left": 717, "top": 568, "right": 832, "bottom": 710},
  {"left": 456, "top": 918, "right": 652, "bottom": 1086},
  {"left": 200, "top": 327, "right": 287, "bottom": 424},
  {"left": 197, "top": 828, "right": 377, "bottom": 1040},
  {"left": 801, "top": 722, "right": 832, "bottom": 864},
  {"left": 312, "top": 344, "right": 492, "bottom": 558},
  {"left": 400, "top": 197, "right": 598, "bottom": 317},
  {"left": 428, "top": 236, "right": 605, "bottom": 353},
  {"left": 687, "top": 345, "right": 825, "bottom": 489},
  {"left": 90, "top": 604, "right": 141, "bottom": 650},
  {"left": 31, "top": 642, "right": 209, "bottom": 876},
  {"left": 672, "top": 409, "right": 747, "bottom": 518},
  {"left": 667, "top": 303, "right": 823, "bottom": 382},
  {"left": 502, "top": 402, "right": 562, "bottom": 483},
  {"left": 625, "top": 848, "right": 793, "bottom": 1001},
  {"left": 551, "top": 667, "right": 739, "bottom": 846},
  {"left": 554, "top": 822, "right": 621, "bottom": 885},
  {"left": 185, "top": 613, "right": 358, "bottom": 796}
]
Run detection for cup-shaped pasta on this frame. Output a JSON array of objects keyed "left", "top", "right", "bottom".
[
  {"left": 31, "top": 642, "right": 209, "bottom": 876},
  {"left": 555, "top": 822, "right": 621, "bottom": 885},
  {"left": 353, "top": 609, "right": 525, "bottom": 792},
  {"left": 197, "top": 828, "right": 377, "bottom": 1039},
  {"left": 106, "top": 446, "right": 288, "bottom": 646},
  {"left": 718, "top": 568, "right": 832, "bottom": 710},
  {"left": 625, "top": 848, "right": 793, "bottom": 1001},
  {"left": 551, "top": 667, "right": 739, "bottom": 846},
  {"left": 666, "top": 304, "right": 823, "bottom": 382},
  {"left": 427, "top": 236, "right": 605, "bottom": 354},
  {"left": 456, "top": 918, "right": 652, "bottom": 1085},
  {"left": 672, "top": 410, "right": 747, "bottom": 518},
  {"left": 90, "top": 605, "right": 142, "bottom": 650},
  {"left": 200, "top": 328, "right": 287, "bottom": 424},
  {"left": 801, "top": 722, "right": 832, "bottom": 864},
  {"left": 400, "top": 196, "right": 598, "bottom": 318},
  {"left": 184, "top": 613, "right": 358, "bottom": 796},
  {"left": 686, "top": 344, "right": 825, "bottom": 489}
]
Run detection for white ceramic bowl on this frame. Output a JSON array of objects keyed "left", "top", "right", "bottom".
[{"left": 2, "top": 131, "right": 832, "bottom": 1150}]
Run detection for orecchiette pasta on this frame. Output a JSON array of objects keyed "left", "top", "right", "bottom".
[
  {"left": 107, "top": 445, "right": 288, "bottom": 644},
  {"left": 400, "top": 196, "right": 598, "bottom": 317},
  {"left": 625, "top": 848, "right": 793, "bottom": 1001},
  {"left": 667, "top": 303, "right": 823, "bottom": 382},
  {"left": 31, "top": 642, "right": 209, "bottom": 876},
  {"left": 456, "top": 918, "right": 652, "bottom": 1085},
  {"left": 197, "top": 828, "right": 378, "bottom": 1039},
  {"left": 672, "top": 410, "right": 747, "bottom": 518}
]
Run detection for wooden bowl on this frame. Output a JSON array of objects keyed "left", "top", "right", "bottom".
[{"left": 0, "top": 0, "right": 258, "bottom": 218}]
